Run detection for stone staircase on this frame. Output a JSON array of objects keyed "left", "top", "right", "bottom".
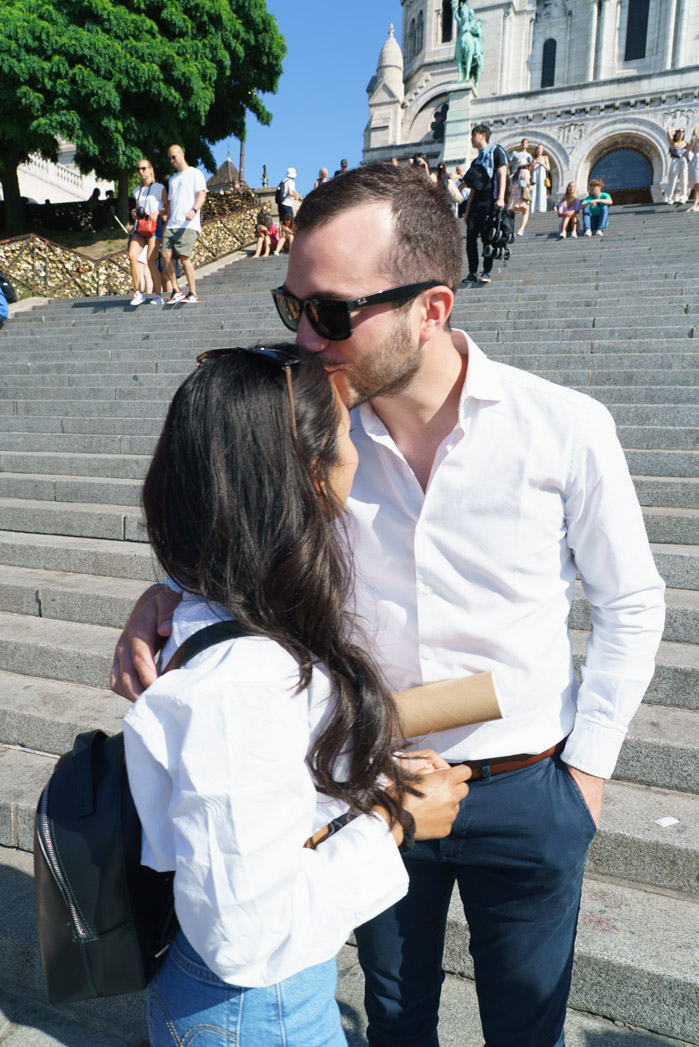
[{"left": 0, "top": 204, "right": 697, "bottom": 1045}]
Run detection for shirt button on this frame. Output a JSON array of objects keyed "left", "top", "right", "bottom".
[
  {"left": 419, "top": 583, "right": 433, "bottom": 596},
  {"left": 421, "top": 646, "right": 434, "bottom": 660}
]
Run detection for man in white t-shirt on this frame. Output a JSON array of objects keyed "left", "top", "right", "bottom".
[
  {"left": 162, "top": 144, "right": 207, "bottom": 304},
  {"left": 509, "top": 137, "right": 533, "bottom": 174}
]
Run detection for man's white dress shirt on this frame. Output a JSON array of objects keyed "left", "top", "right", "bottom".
[
  {"left": 123, "top": 595, "right": 408, "bottom": 988},
  {"left": 346, "top": 332, "right": 665, "bottom": 779}
]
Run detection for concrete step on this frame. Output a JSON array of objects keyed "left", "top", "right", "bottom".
[
  {"left": 0, "top": 399, "right": 169, "bottom": 418},
  {"left": 0, "top": 531, "right": 155, "bottom": 581},
  {"left": 0, "top": 452, "right": 149, "bottom": 480},
  {"left": 633, "top": 476, "right": 699, "bottom": 509},
  {"left": 0, "top": 416, "right": 164, "bottom": 436},
  {"left": 0, "top": 669, "right": 127, "bottom": 757},
  {"left": 0, "top": 497, "right": 145, "bottom": 542},
  {"left": 0, "top": 611, "right": 119, "bottom": 690},
  {"left": 0, "top": 474, "right": 141, "bottom": 507},
  {"left": 0, "top": 566, "right": 148, "bottom": 629},
  {"left": 609, "top": 403, "right": 699, "bottom": 426},
  {"left": 1, "top": 730, "right": 695, "bottom": 890},
  {"left": 442, "top": 877, "right": 699, "bottom": 1044},
  {"left": 571, "top": 630, "right": 698, "bottom": 711},
  {"left": 0, "top": 433, "right": 155, "bottom": 455},
  {"left": 572, "top": 581, "right": 699, "bottom": 644},
  {"left": 3, "top": 855, "right": 695, "bottom": 1047},
  {"left": 650, "top": 543, "right": 699, "bottom": 590},
  {"left": 626, "top": 449, "right": 699, "bottom": 476},
  {"left": 642, "top": 506, "right": 699, "bottom": 544},
  {"left": 616, "top": 703, "right": 699, "bottom": 794}
]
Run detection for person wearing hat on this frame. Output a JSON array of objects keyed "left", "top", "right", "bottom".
[
  {"left": 334, "top": 159, "right": 349, "bottom": 177},
  {"left": 279, "top": 167, "right": 303, "bottom": 222}
]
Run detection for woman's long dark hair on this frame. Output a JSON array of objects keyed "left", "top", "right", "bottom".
[{"left": 142, "top": 347, "right": 408, "bottom": 820}]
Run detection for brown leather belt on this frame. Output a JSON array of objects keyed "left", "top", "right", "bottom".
[{"left": 451, "top": 739, "right": 565, "bottom": 781}]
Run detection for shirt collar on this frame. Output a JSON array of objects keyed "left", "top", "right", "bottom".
[{"left": 357, "top": 329, "right": 504, "bottom": 438}]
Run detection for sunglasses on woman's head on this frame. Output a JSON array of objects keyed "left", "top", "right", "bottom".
[
  {"left": 195, "top": 346, "right": 300, "bottom": 437},
  {"left": 271, "top": 281, "right": 442, "bottom": 342}
]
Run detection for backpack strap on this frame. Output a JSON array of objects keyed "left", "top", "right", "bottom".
[{"left": 161, "top": 620, "right": 248, "bottom": 674}]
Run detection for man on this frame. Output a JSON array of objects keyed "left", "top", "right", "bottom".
[
  {"left": 112, "top": 164, "right": 665, "bottom": 1047},
  {"left": 334, "top": 158, "right": 349, "bottom": 177},
  {"left": 580, "top": 178, "right": 614, "bottom": 236},
  {"left": 509, "top": 136, "right": 532, "bottom": 173},
  {"left": 278, "top": 167, "right": 302, "bottom": 222},
  {"left": 162, "top": 144, "right": 207, "bottom": 305},
  {"left": 463, "top": 124, "right": 508, "bottom": 283}
]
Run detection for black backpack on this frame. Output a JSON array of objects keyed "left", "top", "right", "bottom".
[
  {"left": 274, "top": 178, "right": 287, "bottom": 206},
  {"left": 0, "top": 270, "right": 18, "bottom": 304},
  {"left": 34, "top": 620, "right": 246, "bottom": 1005}
]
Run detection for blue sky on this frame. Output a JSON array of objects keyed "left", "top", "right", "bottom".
[{"left": 212, "top": 1, "right": 404, "bottom": 196}]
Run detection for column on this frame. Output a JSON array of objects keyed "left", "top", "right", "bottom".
[
  {"left": 663, "top": 0, "right": 679, "bottom": 68},
  {"left": 594, "top": 0, "right": 611, "bottom": 80},
  {"left": 672, "top": 0, "right": 688, "bottom": 68},
  {"left": 586, "top": 0, "right": 599, "bottom": 82}
]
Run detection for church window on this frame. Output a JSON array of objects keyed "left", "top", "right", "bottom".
[
  {"left": 590, "top": 149, "right": 652, "bottom": 190},
  {"left": 441, "top": 0, "right": 453, "bottom": 43},
  {"left": 416, "top": 10, "right": 424, "bottom": 55},
  {"left": 624, "top": 0, "right": 650, "bottom": 61},
  {"left": 541, "top": 38, "right": 556, "bottom": 88},
  {"left": 407, "top": 18, "right": 416, "bottom": 61}
]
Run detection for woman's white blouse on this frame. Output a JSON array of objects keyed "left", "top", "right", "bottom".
[{"left": 123, "top": 595, "right": 408, "bottom": 988}]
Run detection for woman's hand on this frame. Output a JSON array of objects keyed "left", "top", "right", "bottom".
[
  {"left": 402, "top": 764, "right": 471, "bottom": 841},
  {"left": 394, "top": 748, "right": 449, "bottom": 775}
]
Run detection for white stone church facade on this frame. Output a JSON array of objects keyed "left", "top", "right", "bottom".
[{"left": 363, "top": 0, "right": 699, "bottom": 201}]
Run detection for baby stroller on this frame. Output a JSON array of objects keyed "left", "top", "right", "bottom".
[{"left": 483, "top": 207, "right": 515, "bottom": 261}]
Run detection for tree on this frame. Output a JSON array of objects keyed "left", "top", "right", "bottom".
[{"left": 0, "top": 1, "right": 285, "bottom": 236}]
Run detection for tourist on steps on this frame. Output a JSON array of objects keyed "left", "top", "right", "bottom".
[{"left": 128, "top": 159, "right": 167, "bottom": 307}]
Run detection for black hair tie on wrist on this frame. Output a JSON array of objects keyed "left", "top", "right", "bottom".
[{"left": 398, "top": 810, "right": 416, "bottom": 854}]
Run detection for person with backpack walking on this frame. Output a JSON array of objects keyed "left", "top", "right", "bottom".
[
  {"left": 277, "top": 167, "right": 302, "bottom": 221},
  {"left": 123, "top": 346, "right": 469, "bottom": 1047}
]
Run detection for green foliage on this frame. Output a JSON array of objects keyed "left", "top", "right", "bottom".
[{"left": 0, "top": 0, "right": 285, "bottom": 224}]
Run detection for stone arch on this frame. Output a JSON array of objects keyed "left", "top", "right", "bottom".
[
  {"left": 572, "top": 122, "right": 667, "bottom": 202},
  {"left": 499, "top": 132, "right": 569, "bottom": 198}
]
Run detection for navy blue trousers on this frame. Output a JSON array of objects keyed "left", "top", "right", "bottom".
[{"left": 354, "top": 754, "right": 597, "bottom": 1047}]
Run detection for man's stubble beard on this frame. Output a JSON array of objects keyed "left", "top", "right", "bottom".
[{"left": 343, "top": 308, "right": 422, "bottom": 410}]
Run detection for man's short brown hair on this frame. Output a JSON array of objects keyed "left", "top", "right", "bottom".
[
  {"left": 588, "top": 179, "right": 604, "bottom": 189},
  {"left": 294, "top": 163, "right": 463, "bottom": 293}
]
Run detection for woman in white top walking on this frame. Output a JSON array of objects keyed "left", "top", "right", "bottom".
[
  {"left": 123, "top": 347, "right": 469, "bottom": 1047},
  {"left": 128, "top": 159, "right": 167, "bottom": 306}
]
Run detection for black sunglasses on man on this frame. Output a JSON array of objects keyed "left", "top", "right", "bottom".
[{"left": 271, "top": 282, "right": 441, "bottom": 342}]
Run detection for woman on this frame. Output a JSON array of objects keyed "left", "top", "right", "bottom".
[
  {"left": 273, "top": 215, "right": 295, "bottom": 255},
  {"left": 123, "top": 347, "right": 467, "bottom": 1047},
  {"left": 686, "top": 130, "right": 699, "bottom": 212},
  {"left": 530, "top": 144, "right": 550, "bottom": 213},
  {"left": 557, "top": 182, "right": 580, "bottom": 238},
  {"left": 129, "top": 159, "right": 167, "bottom": 306},
  {"left": 252, "top": 211, "right": 278, "bottom": 257},
  {"left": 666, "top": 127, "right": 689, "bottom": 205},
  {"left": 509, "top": 160, "right": 532, "bottom": 236},
  {"left": 313, "top": 167, "right": 329, "bottom": 190}
]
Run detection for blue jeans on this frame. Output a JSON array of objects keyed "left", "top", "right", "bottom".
[
  {"left": 582, "top": 205, "right": 609, "bottom": 233},
  {"left": 147, "top": 931, "right": 347, "bottom": 1046},
  {"left": 354, "top": 755, "right": 597, "bottom": 1047}
]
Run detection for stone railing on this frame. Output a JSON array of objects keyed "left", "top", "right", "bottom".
[{"left": 0, "top": 193, "right": 259, "bottom": 299}]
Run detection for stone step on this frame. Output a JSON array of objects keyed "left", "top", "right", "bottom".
[
  {"left": 626, "top": 449, "right": 699, "bottom": 475},
  {"left": 616, "top": 703, "right": 699, "bottom": 794},
  {"left": 571, "top": 631, "right": 698, "bottom": 711},
  {"left": 0, "top": 432, "right": 155, "bottom": 455},
  {"left": 0, "top": 415, "right": 164, "bottom": 436},
  {"left": 0, "top": 497, "right": 145, "bottom": 542},
  {"left": 442, "top": 878, "right": 699, "bottom": 1044},
  {"left": 0, "top": 399, "right": 168, "bottom": 418},
  {"left": 642, "top": 506, "right": 699, "bottom": 544},
  {"left": 521, "top": 369, "right": 699, "bottom": 389},
  {"left": 2, "top": 853, "right": 695, "bottom": 1047},
  {"left": 650, "top": 543, "right": 698, "bottom": 590},
  {"left": 633, "top": 476, "right": 698, "bottom": 510},
  {"left": 0, "top": 531, "right": 155, "bottom": 581},
  {"left": 609, "top": 403, "right": 699, "bottom": 426},
  {"left": 0, "top": 473, "right": 141, "bottom": 507},
  {"left": 572, "top": 580, "right": 699, "bottom": 644},
  {"left": 0, "top": 566, "right": 148, "bottom": 630},
  {"left": 0, "top": 452, "right": 149, "bottom": 479},
  {"left": 0, "top": 611, "right": 119, "bottom": 689}
]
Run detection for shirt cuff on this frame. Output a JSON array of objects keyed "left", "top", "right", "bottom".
[
  {"left": 321, "top": 811, "right": 409, "bottom": 925},
  {"left": 561, "top": 714, "right": 626, "bottom": 779}
]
